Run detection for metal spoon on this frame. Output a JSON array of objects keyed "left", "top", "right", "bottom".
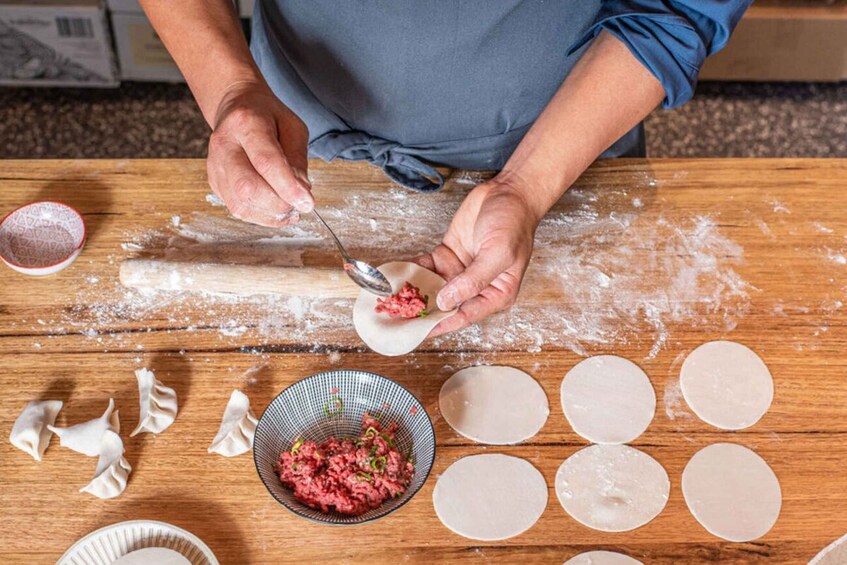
[{"left": 311, "top": 209, "right": 393, "bottom": 297}]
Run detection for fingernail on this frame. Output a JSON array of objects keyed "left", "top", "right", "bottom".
[
  {"left": 437, "top": 287, "right": 458, "bottom": 311},
  {"left": 294, "top": 197, "right": 314, "bottom": 214}
]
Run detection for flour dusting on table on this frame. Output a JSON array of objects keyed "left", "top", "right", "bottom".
[{"left": 53, "top": 178, "right": 753, "bottom": 358}]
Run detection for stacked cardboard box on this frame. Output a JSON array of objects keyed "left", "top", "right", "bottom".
[
  {"left": 107, "top": 0, "right": 182, "bottom": 82},
  {"left": 0, "top": 0, "right": 118, "bottom": 87}
]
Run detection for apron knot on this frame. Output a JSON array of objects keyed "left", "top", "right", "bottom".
[{"left": 310, "top": 131, "right": 444, "bottom": 192}]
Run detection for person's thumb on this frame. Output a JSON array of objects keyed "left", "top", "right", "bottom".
[{"left": 436, "top": 248, "right": 511, "bottom": 311}]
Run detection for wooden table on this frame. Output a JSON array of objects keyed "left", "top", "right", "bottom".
[{"left": 1, "top": 159, "right": 846, "bottom": 564}]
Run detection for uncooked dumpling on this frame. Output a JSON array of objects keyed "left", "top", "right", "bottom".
[
  {"left": 130, "top": 368, "right": 178, "bottom": 436},
  {"left": 682, "top": 443, "right": 781, "bottom": 542},
  {"left": 80, "top": 429, "right": 131, "bottom": 499},
  {"left": 9, "top": 400, "right": 63, "bottom": 461},
  {"left": 113, "top": 548, "right": 191, "bottom": 565},
  {"left": 48, "top": 398, "right": 120, "bottom": 457},
  {"left": 433, "top": 454, "right": 547, "bottom": 541},
  {"left": 679, "top": 340, "right": 773, "bottom": 430},
  {"left": 556, "top": 444, "right": 669, "bottom": 532},
  {"left": 560, "top": 355, "right": 655, "bottom": 444},
  {"left": 353, "top": 261, "right": 457, "bottom": 356},
  {"left": 439, "top": 365, "right": 548, "bottom": 444},
  {"left": 564, "top": 551, "right": 642, "bottom": 565},
  {"left": 208, "top": 390, "right": 258, "bottom": 457}
]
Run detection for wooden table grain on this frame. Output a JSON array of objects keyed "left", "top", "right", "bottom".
[{"left": 1, "top": 159, "right": 846, "bottom": 564}]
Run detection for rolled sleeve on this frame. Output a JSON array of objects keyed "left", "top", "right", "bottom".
[{"left": 568, "top": 1, "right": 752, "bottom": 108}]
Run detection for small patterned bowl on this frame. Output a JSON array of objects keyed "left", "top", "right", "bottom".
[
  {"left": 0, "top": 201, "right": 86, "bottom": 276},
  {"left": 254, "top": 370, "right": 436, "bottom": 525}
]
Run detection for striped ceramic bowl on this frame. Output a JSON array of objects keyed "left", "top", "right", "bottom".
[{"left": 253, "top": 370, "right": 436, "bottom": 525}]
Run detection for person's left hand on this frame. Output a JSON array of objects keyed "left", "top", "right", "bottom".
[{"left": 414, "top": 176, "right": 541, "bottom": 337}]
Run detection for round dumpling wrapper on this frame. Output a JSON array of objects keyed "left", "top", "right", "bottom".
[
  {"left": 561, "top": 355, "right": 655, "bottom": 444},
  {"left": 679, "top": 340, "right": 773, "bottom": 430},
  {"left": 564, "top": 551, "right": 643, "bottom": 565},
  {"left": 556, "top": 444, "right": 669, "bottom": 532},
  {"left": 682, "top": 443, "right": 781, "bottom": 542},
  {"left": 440, "top": 365, "right": 549, "bottom": 445},
  {"left": 112, "top": 548, "right": 191, "bottom": 565},
  {"left": 353, "top": 261, "right": 457, "bottom": 356},
  {"left": 434, "top": 453, "right": 547, "bottom": 541}
]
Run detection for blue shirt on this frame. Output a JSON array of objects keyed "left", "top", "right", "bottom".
[{"left": 251, "top": 0, "right": 750, "bottom": 191}]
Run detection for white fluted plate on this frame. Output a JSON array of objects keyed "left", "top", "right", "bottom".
[{"left": 58, "top": 520, "right": 218, "bottom": 565}]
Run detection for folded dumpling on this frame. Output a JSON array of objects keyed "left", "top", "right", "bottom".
[
  {"left": 48, "top": 398, "right": 119, "bottom": 457},
  {"left": 130, "top": 368, "right": 178, "bottom": 436},
  {"left": 9, "top": 400, "right": 63, "bottom": 461},
  {"left": 208, "top": 390, "right": 258, "bottom": 457},
  {"left": 80, "top": 430, "right": 132, "bottom": 499}
]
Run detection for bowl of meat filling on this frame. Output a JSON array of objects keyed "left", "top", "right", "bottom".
[{"left": 253, "top": 370, "right": 436, "bottom": 525}]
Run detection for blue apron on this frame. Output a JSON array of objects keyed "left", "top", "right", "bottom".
[{"left": 250, "top": 0, "right": 644, "bottom": 192}]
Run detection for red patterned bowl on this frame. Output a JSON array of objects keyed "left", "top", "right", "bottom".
[{"left": 0, "top": 201, "right": 86, "bottom": 276}]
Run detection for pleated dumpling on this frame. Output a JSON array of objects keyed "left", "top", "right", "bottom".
[
  {"left": 208, "top": 390, "right": 258, "bottom": 457},
  {"left": 80, "top": 430, "right": 132, "bottom": 499},
  {"left": 130, "top": 368, "right": 178, "bottom": 436},
  {"left": 9, "top": 400, "right": 63, "bottom": 461},
  {"left": 48, "top": 398, "right": 119, "bottom": 457}
]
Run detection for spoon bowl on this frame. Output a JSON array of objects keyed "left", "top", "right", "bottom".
[{"left": 312, "top": 210, "right": 392, "bottom": 297}]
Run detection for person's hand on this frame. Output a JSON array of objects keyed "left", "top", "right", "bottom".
[
  {"left": 207, "top": 80, "right": 314, "bottom": 227},
  {"left": 415, "top": 177, "right": 541, "bottom": 337}
]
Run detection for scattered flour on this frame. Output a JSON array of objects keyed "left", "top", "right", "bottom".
[
  {"left": 205, "top": 193, "right": 225, "bottom": 207},
  {"left": 824, "top": 247, "right": 847, "bottom": 265},
  {"left": 769, "top": 200, "right": 791, "bottom": 214},
  {"left": 53, "top": 183, "right": 753, "bottom": 358}
]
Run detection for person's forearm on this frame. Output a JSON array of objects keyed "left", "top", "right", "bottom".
[
  {"left": 139, "top": 0, "right": 265, "bottom": 125},
  {"left": 499, "top": 30, "right": 665, "bottom": 221}
]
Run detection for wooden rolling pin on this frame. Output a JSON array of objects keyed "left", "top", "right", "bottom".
[{"left": 119, "top": 258, "right": 360, "bottom": 298}]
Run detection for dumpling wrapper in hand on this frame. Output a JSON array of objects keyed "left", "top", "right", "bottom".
[
  {"left": 208, "top": 390, "right": 258, "bottom": 457},
  {"left": 48, "top": 398, "right": 120, "bottom": 457},
  {"left": 130, "top": 368, "right": 178, "bottom": 436},
  {"left": 80, "top": 429, "right": 131, "bottom": 499},
  {"left": 9, "top": 400, "right": 63, "bottom": 461},
  {"left": 353, "top": 261, "right": 457, "bottom": 356}
]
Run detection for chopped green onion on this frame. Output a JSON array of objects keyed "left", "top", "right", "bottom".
[
  {"left": 364, "top": 426, "right": 379, "bottom": 439},
  {"left": 291, "top": 462, "right": 299, "bottom": 471},
  {"left": 419, "top": 310, "right": 429, "bottom": 317},
  {"left": 290, "top": 437, "right": 304, "bottom": 455},
  {"left": 380, "top": 432, "right": 396, "bottom": 447},
  {"left": 370, "top": 455, "right": 387, "bottom": 472},
  {"left": 356, "top": 471, "right": 373, "bottom": 482},
  {"left": 324, "top": 396, "right": 343, "bottom": 417}
]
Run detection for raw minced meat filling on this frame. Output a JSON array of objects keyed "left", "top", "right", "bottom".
[
  {"left": 375, "top": 282, "right": 429, "bottom": 318},
  {"left": 275, "top": 414, "right": 415, "bottom": 515}
]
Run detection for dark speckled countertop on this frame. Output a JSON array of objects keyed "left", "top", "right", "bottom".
[{"left": 0, "top": 81, "right": 844, "bottom": 160}]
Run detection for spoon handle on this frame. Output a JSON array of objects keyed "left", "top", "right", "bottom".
[{"left": 312, "top": 209, "right": 351, "bottom": 263}]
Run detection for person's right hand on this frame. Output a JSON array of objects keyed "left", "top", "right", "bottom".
[{"left": 207, "top": 80, "right": 314, "bottom": 227}]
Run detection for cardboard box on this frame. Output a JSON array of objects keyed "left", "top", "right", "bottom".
[
  {"left": 110, "top": 11, "right": 183, "bottom": 82},
  {"left": 700, "top": 1, "right": 847, "bottom": 81},
  {"left": 238, "top": 0, "right": 254, "bottom": 18},
  {"left": 106, "top": 0, "right": 141, "bottom": 12},
  {"left": 0, "top": 0, "right": 118, "bottom": 87}
]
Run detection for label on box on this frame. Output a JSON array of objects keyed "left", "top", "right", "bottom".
[{"left": 0, "top": 4, "right": 117, "bottom": 87}]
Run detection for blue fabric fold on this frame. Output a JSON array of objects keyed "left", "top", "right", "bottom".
[
  {"left": 310, "top": 131, "right": 445, "bottom": 192},
  {"left": 568, "top": 0, "right": 751, "bottom": 108}
]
